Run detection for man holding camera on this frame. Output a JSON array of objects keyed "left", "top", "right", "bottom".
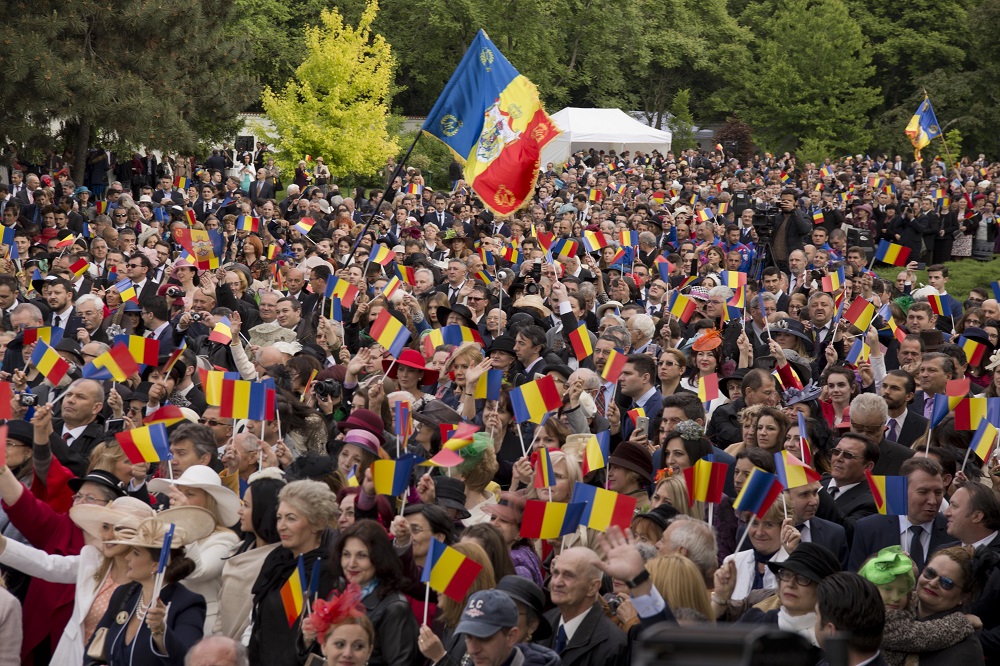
[{"left": 767, "top": 189, "right": 812, "bottom": 273}]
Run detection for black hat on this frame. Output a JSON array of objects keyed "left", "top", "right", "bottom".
[
  {"left": 545, "top": 363, "right": 573, "bottom": 381},
  {"left": 767, "top": 542, "right": 840, "bottom": 583},
  {"left": 496, "top": 576, "right": 552, "bottom": 640},
  {"left": 435, "top": 303, "right": 476, "bottom": 329},
  {"left": 68, "top": 469, "right": 127, "bottom": 498},
  {"left": 433, "top": 476, "right": 471, "bottom": 520},
  {"left": 766, "top": 318, "right": 815, "bottom": 354},
  {"left": 131, "top": 381, "right": 153, "bottom": 404},
  {"left": 719, "top": 368, "right": 747, "bottom": 395},
  {"left": 633, "top": 503, "right": 679, "bottom": 531},
  {"left": 5, "top": 420, "right": 33, "bottom": 447},
  {"left": 54, "top": 339, "right": 85, "bottom": 366},
  {"left": 488, "top": 335, "right": 516, "bottom": 356}
]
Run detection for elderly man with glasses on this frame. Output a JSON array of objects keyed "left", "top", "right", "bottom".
[
  {"left": 849, "top": 393, "right": 915, "bottom": 476},
  {"left": 816, "top": 432, "right": 879, "bottom": 542}
]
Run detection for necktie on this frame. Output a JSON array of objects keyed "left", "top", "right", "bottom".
[
  {"left": 924, "top": 396, "right": 934, "bottom": 419},
  {"left": 887, "top": 418, "right": 898, "bottom": 441},
  {"left": 62, "top": 432, "right": 71, "bottom": 446},
  {"left": 828, "top": 485, "right": 840, "bottom": 499},
  {"left": 596, "top": 386, "right": 607, "bottom": 418},
  {"left": 555, "top": 625, "right": 568, "bottom": 654},
  {"left": 910, "top": 525, "right": 925, "bottom": 570}
]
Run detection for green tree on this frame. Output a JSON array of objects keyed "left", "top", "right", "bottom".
[
  {"left": 733, "top": 0, "right": 880, "bottom": 154},
  {"left": 261, "top": 1, "right": 399, "bottom": 179},
  {"left": 667, "top": 90, "right": 697, "bottom": 151},
  {"left": 0, "top": 0, "right": 255, "bottom": 181}
]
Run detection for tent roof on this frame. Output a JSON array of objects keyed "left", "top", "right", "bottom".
[{"left": 541, "top": 107, "right": 672, "bottom": 167}]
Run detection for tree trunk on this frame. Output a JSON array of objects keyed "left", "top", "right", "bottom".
[{"left": 73, "top": 117, "right": 90, "bottom": 184}]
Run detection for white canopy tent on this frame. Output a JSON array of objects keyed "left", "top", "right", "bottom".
[{"left": 540, "top": 107, "right": 672, "bottom": 168}]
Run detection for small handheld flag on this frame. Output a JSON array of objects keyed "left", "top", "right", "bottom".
[
  {"left": 280, "top": 555, "right": 306, "bottom": 626},
  {"left": 601, "top": 349, "right": 627, "bottom": 384},
  {"left": 520, "top": 501, "right": 586, "bottom": 539},
  {"left": 509, "top": 375, "right": 563, "bottom": 424},
  {"left": 569, "top": 483, "right": 638, "bottom": 532},
  {"left": 568, "top": 324, "right": 593, "bottom": 361},
  {"left": 421, "top": 539, "right": 484, "bottom": 602},
  {"left": 581, "top": 432, "right": 610, "bottom": 475},
  {"left": 732, "top": 469, "right": 784, "bottom": 517},
  {"left": 773, "top": 451, "right": 822, "bottom": 489},
  {"left": 874, "top": 240, "right": 911, "bottom": 267},
  {"left": 369, "top": 309, "right": 411, "bottom": 357},
  {"left": 372, "top": 455, "right": 422, "bottom": 497},
  {"left": 116, "top": 424, "right": 171, "bottom": 464},
  {"left": 969, "top": 421, "right": 999, "bottom": 463},
  {"left": 683, "top": 457, "right": 728, "bottom": 506},
  {"left": 866, "top": 471, "right": 908, "bottom": 516},
  {"left": 534, "top": 448, "right": 556, "bottom": 489}
]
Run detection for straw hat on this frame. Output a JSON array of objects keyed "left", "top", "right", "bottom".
[
  {"left": 70, "top": 496, "right": 156, "bottom": 540},
  {"left": 106, "top": 506, "right": 217, "bottom": 549},
  {"left": 148, "top": 465, "right": 241, "bottom": 526}
]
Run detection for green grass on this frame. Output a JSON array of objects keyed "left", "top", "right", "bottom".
[{"left": 874, "top": 257, "right": 1000, "bottom": 300}]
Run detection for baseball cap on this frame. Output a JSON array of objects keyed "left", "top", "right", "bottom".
[{"left": 454, "top": 590, "right": 518, "bottom": 638}]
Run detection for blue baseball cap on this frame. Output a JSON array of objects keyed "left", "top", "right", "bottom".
[{"left": 454, "top": 590, "right": 518, "bottom": 638}]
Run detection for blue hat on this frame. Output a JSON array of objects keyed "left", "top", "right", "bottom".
[
  {"left": 454, "top": 590, "right": 518, "bottom": 638},
  {"left": 74, "top": 186, "right": 92, "bottom": 196},
  {"left": 123, "top": 300, "right": 142, "bottom": 313}
]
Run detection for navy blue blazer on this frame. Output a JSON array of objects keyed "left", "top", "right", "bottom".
[
  {"left": 848, "top": 513, "right": 950, "bottom": 572},
  {"left": 622, "top": 389, "right": 664, "bottom": 442},
  {"left": 807, "top": 516, "right": 849, "bottom": 570}
]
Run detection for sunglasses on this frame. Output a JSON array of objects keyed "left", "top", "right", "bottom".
[
  {"left": 921, "top": 566, "right": 962, "bottom": 591},
  {"left": 830, "top": 448, "right": 861, "bottom": 460}
]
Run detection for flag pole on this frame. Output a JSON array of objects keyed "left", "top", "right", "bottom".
[
  {"left": 733, "top": 516, "right": 754, "bottom": 554},
  {"left": 516, "top": 422, "right": 527, "bottom": 458}
]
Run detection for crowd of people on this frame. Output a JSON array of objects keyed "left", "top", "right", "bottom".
[{"left": 0, "top": 144, "right": 998, "bottom": 666}]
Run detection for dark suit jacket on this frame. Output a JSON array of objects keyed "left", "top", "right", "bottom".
[
  {"left": 622, "top": 389, "right": 664, "bottom": 443},
  {"left": 817, "top": 475, "right": 878, "bottom": 542},
  {"left": 423, "top": 211, "right": 455, "bottom": 229},
  {"left": 542, "top": 601, "right": 627, "bottom": 666},
  {"left": 808, "top": 516, "right": 849, "bottom": 570},
  {"left": 51, "top": 310, "right": 85, "bottom": 342},
  {"left": 894, "top": 409, "right": 929, "bottom": 449},
  {"left": 135, "top": 279, "right": 160, "bottom": 306},
  {"left": 872, "top": 437, "right": 915, "bottom": 476},
  {"left": 193, "top": 197, "right": 216, "bottom": 222},
  {"left": 706, "top": 397, "right": 745, "bottom": 447},
  {"left": 848, "top": 513, "right": 950, "bottom": 571},
  {"left": 248, "top": 179, "right": 276, "bottom": 204},
  {"left": 49, "top": 420, "right": 109, "bottom": 478},
  {"left": 151, "top": 323, "right": 177, "bottom": 356}
]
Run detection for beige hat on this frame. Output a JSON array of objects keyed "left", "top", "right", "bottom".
[
  {"left": 106, "top": 506, "right": 216, "bottom": 549},
  {"left": 248, "top": 321, "right": 299, "bottom": 348},
  {"left": 512, "top": 294, "right": 552, "bottom": 318},
  {"left": 148, "top": 465, "right": 241, "bottom": 526},
  {"left": 70, "top": 496, "right": 156, "bottom": 540}
]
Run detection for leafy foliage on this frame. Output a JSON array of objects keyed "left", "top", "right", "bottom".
[
  {"left": 667, "top": 91, "right": 697, "bottom": 152},
  {"left": 261, "top": 1, "right": 399, "bottom": 179}
]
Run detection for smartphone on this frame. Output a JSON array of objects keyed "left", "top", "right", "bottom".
[
  {"left": 106, "top": 419, "right": 126, "bottom": 434},
  {"left": 636, "top": 416, "right": 650, "bottom": 438}
]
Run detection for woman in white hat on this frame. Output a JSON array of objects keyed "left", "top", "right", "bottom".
[
  {"left": 85, "top": 507, "right": 215, "bottom": 665},
  {"left": 148, "top": 465, "right": 241, "bottom": 633},
  {"left": 0, "top": 497, "right": 154, "bottom": 665}
]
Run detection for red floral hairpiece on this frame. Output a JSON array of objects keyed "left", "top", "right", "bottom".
[
  {"left": 654, "top": 467, "right": 675, "bottom": 483},
  {"left": 306, "top": 583, "right": 367, "bottom": 643}
]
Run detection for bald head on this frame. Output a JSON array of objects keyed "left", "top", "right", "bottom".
[
  {"left": 255, "top": 346, "right": 286, "bottom": 368},
  {"left": 185, "top": 636, "right": 248, "bottom": 666}
]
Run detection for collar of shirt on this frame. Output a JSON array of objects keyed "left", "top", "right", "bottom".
[
  {"left": 970, "top": 531, "right": 999, "bottom": 549},
  {"left": 62, "top": 423, "right": 88, "bottom": 444},
  {"left": 827, "top": 480, "right": 861, "bottom": 495},
  {"left": 523, "top": 356, "right": 544, "bottom": 376},
  {"left": 150, "top": 321, "right": 170, "bottom": 339},
  {"left": 635, "top": 386, "right": 657, "bottom": 408},
  {"left": 899, "top": 515, "right": 932, "bottom": 538},
  {"left": 559, "top": 606, "right": 591, "bottom": 645}
]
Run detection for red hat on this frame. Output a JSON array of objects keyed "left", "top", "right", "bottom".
[{"left": 382, "top": 349, "right": 439, "bottom": 385}]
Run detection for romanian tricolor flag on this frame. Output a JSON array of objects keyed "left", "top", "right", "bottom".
[
  {"left": 396, "top": 265, "right": 417, "bottom": 285},
  {"left": 683, "top": 456, "right": 728, "bottom": 506},
  {"left": 70, "top": 258, "right": 90, "bottom": 278},
  {"left": 29, "top": 340, "right": 70, "bottom": 386},
  {"left": 654, "top": 255, "right": 672, "bottom": 282},
  {"left": 732, "top": 469, "right": 784, "bottom": 518},
  {"left": 421, "top": 325, "right": 485, "bottom": 357},
  {"left": 780, "top": 172, "right": 791, "bottom": 184},
  {"left": 866, "top": 471, "right": 908, "bottom": 516},
  {"left": 930, "top": 393, "right": 965, "bottom": 428},
  {"left": 969, "top": 421, "right": 999, "bottom": 463},
  {"left": 719, "top": 271, "right": 746, "bottom": 289},
  {"left": 236, "top": 215, "right": 260, "bottom": 233},
  {"left": 927, "top": 294, "right": 950, "bottom": 317},
  {"left": 23, "top": 327, "right": 63, "bottom": 347},
  {"left": 502, "top": 246, "right": 520, "bottom": 264},
  {"left": 669, "top": 292, "right": 697, "bottom": 323},
  {"left": 959, "top": 335, "right": 987, "bottom": 366},
  {"left": 717, "top": 202, "right": 730, "bottom": 216},
  {"left": 600, "top": 349, "right": 627, "bottom": 384},
  {"left": 613, "top": 182, "right": 628, "bottom": 196},
  {"left": 280, "top": 555, "right": 306, "bottom": 626},
  {"left": 122, "top": 335, "right": 160, "bottom": 366},
  {"left": 568, "top": 323, "right": 593, "bottom": 361},
  {"left": 845, "top": 337, "right": 870, "bottom": 366},
  {"left": 588, "top": 188, "right": 603, "bottom": 202},
  {"left": 696, "top": 209, "right": 713, "bottom": 223},
  {"left": 293, "top": 217, "right": 316, "bottom": 236},
  {"left": 954, "top": 397, "right": 989, "bottom": 430},
  {"left": 55, "top": 234, "right": 76, "bottom": 249},
  {"left": 422, "top": 539, "right": 484, "bottom": 602},
  {"left": 174, "top": 176, "right": 189, "bottom": 190},
  {"left": 95, "top": 201, "right": 109, "bottom": 215},
  {"left": 773, "top": 451, "right": 822, "bottom": 489},
  {"left": 478, "top": 248, "right": 495, "bottom": 266},
  {"left": 874, "top": 240, "right": 911, "bottom": 266},
  {"left": 618, "top": 230, "right": 639, "bottom": 247},
  {"left": 324, "top": 276, "right": 360, "bottom": 308},
  {"left": 115, "top": 423, "right": 171, "bottom": 464},
  {"left": 421, "top": 30, "right": 560, "bottom": 215},
  {"left": 406, "top": 183, "right": 424, "bottom": 196},
  {"left": 551, "top": 238, "right": 578, "bottom": 259},
  {"left": 520, "top": 500, "right": 585, "bottom": 539},
  {"left": 582, "top": 432, "right": 610, "bottom": 475},
  {"left": 369, "top": 309, "right": 410, "bottom": 357},
  {"left": 474, "top": 270, "right": 494, "bottom": 284},
  {"left": 822, "top": 266, "right": 844, "bottom": 293},
  {"left": 208, "top": 317, "right": 234, "bottom": 345},
  {"left": 887, "top": 317, "right": 906, "bottom": 343},
  {"left": 373, "top": 455, "right": 422, "bottom": 497},
  {"left": 198, "top": 369, "right": 241, "bottom": 404},
  {"left": 381, "top": 275, "right": 403, "bottom": 300},
  {"left": 368, "top": 245, "right": 396, "bottom": 266},
  {"left": 85, "top": 343, "right": 141, "bottom": 382},
  {"left": 627, "top": 407, "right": 646, "bottom": 426},
  {"left": 474, "top": 369, "right": 504, "bottom": 401},
  {"left": 443, "top": 423, "right": 480, "bottom": 451},
  {"left": 570, "top": 483, "right": 638, "bottom": 532},
  {"left": 184, "top": 209, "right": 197, "bottom": 228},
  {"left": 698, "top": 374, "right": 719, "bottom": 404},
  {"left": 509, "top": 375, "right": 563, "bottom": 423},
  {"left": 819, "top": 165, "right": 833, "bottom": 178},
  {"left": 843, "top": 297, "right": 876, "bottom": 332},
  {"left": 581, "top": 231, "right": 609, "bottom": 253},
  {"left": 216, "top": 380, "right": 277, "bottom": 420},
  {"left": 143, "top": 405, "right": 187, "bottom": 429},
  {"left": 114, "top": 278, "right": 138, "bottom": 303},
  {"left": 534, "top": 447, "right": 556, "bottom": 489},
  {"left": 266, "top": 245, "right": 280, "bottom": 260},
  {"left": 161, "top": 342, "right": 186, "bottom": 376},
  {"left": 797, "top": 412, "right": 813, "bottom": 466}
]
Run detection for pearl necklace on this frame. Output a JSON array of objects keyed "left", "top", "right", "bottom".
[{"left": 136, "top": 591, "right": 148, "bottom": 621}]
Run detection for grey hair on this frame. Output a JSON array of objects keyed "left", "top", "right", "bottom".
[
  {"left": 708, "top": 285, "right": 734, "bottom": 301},
  {"left": 184, "top": 636, "right": 249, "bottom": 666},
  {"left": 604, "top": 324, "right": 632, "bottom": 349},
  {"left": 11, "top": 303, "right": 43, "bottom": 326},
  {"left": 414, "top": 268, "right": 434, "bottom": 282},
  {"left": 850, "top": 393, "right": 888, "bottom": 423},
  {"left": 639, "top": 231, "right": 657, "bottom": 246},
  {"left": 76, "top": 294, "right": 104, "bottom": 311},
  {"left": 630, "top": 314, "right": 655, "bottom": 340},
  {"left": 577, "top": 282, "right": 596, "bottom": 300},
  {"left": 665, "top": 515, "right": 718, "bottom": 583}
]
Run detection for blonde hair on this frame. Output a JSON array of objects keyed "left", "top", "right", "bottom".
[
  {"left": 443, "top": 342, "right": 483, "bottom": 375},
  {"left": 528, "top": 450, "right": 581, "bottom": 500},
  {"left": 437, "top": 542, "right": 495, "bottom": 628},
  {"left": 88, "top": 442, "right": 128, "bottom": 475},
  {"left": 460, "top": 445, "right": 498, "bottom": 493},
  {"left": 646, "top": 555, "right": 713, "bottom": 621},
  {"left": 654, "top": 475, "right": 701, "bottom": 519}
]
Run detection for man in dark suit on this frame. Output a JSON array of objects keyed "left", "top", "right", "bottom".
[
  {"left": 140, "top": 296, "right": 176, "bottom": 356},
  {"left": 706, "top": 369, "right": 779, "bottom": 447},
  {"left": 44, "top": 276, "right": 85, "bottom": 341},
  {"left": 35, "top": 379, "right": 109, "bottom": 478},
  {"left": 512, "top": 325, "right": 548, "bottom": 387},
  {"left": 153, "top": 175, "right": 184, "bottom": 206},
  {"left": 786, "top": 481, "right": 850, "bottom": 569},
  {"left": 817, "top": 432, "right": 879, "bottom": 542},
  {"left": 125, "top": 254, "right": 160, "bottom": 305},
  {"left": 881, "top": 369, "right": 929, "bottom": 448},
  {"left": 422, "top": 195, "right": 454, "bottom": 229},
  {"left": 247, "top": 168, "right": 275, "bottom": 205},
  {"left": 849, "top": 393, "right": 914, "bottom": 476},
  {"left": 541, "top": 547, "right": 627, "bottom": 666},
  {"left": 848, "top": 457, "right": 951, "bottom": 571},
  {"left": 193, "top": 184, "right": 217, "bottom": 222},
  {"left": 618, "top": 354, "right": 663, "bottom": 443}
]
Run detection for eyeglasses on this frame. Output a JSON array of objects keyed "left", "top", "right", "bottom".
[
  {"left": 852, "top": 422, "right": 885, "bottom": 436},
  {"left": 921, "top": 566, "right": 962, "bottom": 591},
  {"left": 73, "top": 493, "right": 108, "bottom": 505},
  {"left": 830, "top": 448, "right": 860, "bottom": 460},
  {"left": 776, "top": 569, "right": 816, "bottom": 587},
  {"left": 199, "top": 418, "right": 225, "bottom": 427},
  {"left": 114, "top": 214, "right": 127, "bottom": 218}
]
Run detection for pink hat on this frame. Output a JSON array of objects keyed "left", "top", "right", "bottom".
[{"left": 342, "top": 429, "right": 381, "bottom": 456}]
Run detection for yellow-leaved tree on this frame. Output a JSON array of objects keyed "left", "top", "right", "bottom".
[{"left": 261, "top": 0, "right": 398, "bottom": 180}]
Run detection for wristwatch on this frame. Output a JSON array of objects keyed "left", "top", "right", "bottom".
[{"left": 623, "top": 569, "right": 650, "bottom": 589}]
